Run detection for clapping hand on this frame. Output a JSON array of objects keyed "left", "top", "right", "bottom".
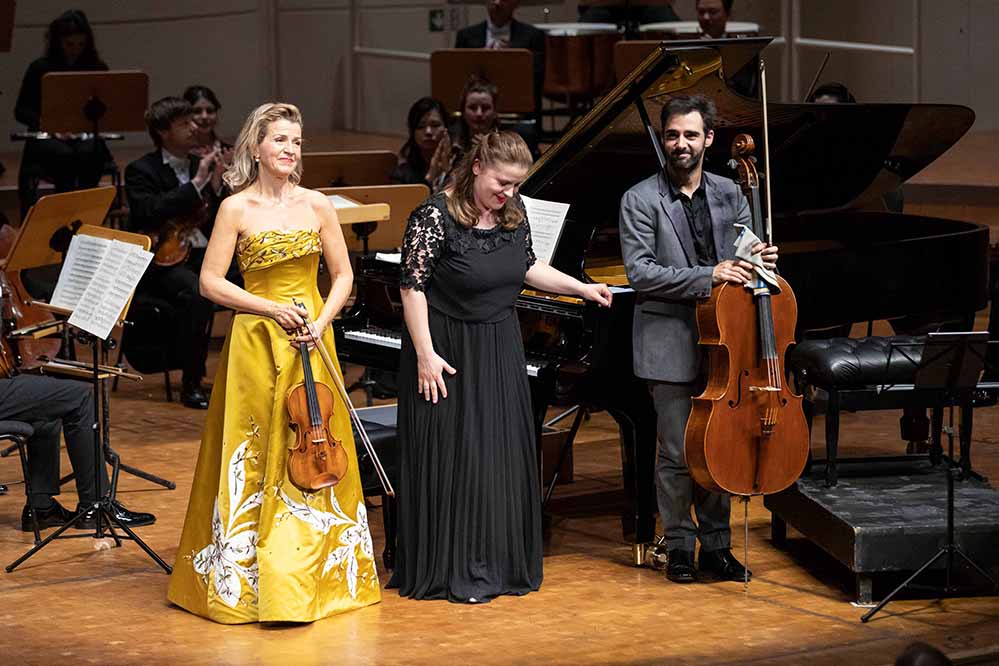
[{"left": 426, "top": 133, "right": 453, "bottom": 186}]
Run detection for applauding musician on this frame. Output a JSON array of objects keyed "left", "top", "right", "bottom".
[{"left": 125, "top": 97, "right": 226, "bottom": 409}]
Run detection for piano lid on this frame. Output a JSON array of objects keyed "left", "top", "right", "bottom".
[{"left": 522, "top": 37, "right": 974, "bottom": 220}]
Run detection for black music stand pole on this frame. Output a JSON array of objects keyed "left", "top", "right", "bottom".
[
  {"left": 6, "top": 324, "right": 171, "bottom": 573},
  {"left": 861, "top": 332, "right": 998, "bottom": 622}
]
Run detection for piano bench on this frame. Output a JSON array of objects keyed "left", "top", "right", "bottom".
[
  {"left": 354, "top": 416, "right": 399, "bottom": 570},
  {"left": 788, "top": 335, "right": 948, "bottom": 487}
]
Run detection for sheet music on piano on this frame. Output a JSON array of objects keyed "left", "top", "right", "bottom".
[
  {"left": 521, "top": 195, "right": 569, "bottom": 265},
  {"left": 54, "top": 238, "right": 153, "bottom": 339}
]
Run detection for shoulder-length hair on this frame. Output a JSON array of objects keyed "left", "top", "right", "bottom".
[
  {"left": 45, "top": 10, "right": 103, "bottom": 68},
  {"left": 446, "top": 131, "right": 533, "bottom": 231},
  {"left": 224, "top": 102, "right": 303, "bottom": 194},
  {"left": 399, "top": 96, "right": 448, "bottom": 175},
  {"left": 453, "top": 76, "right": 498, "bottom": 149}
]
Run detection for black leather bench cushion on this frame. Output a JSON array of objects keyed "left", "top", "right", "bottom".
[{"left": 788, "top": 336, "right": 925, "bottom": 389}]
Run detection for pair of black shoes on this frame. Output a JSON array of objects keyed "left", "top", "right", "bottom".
[
  {"left": 20, "top": 499, "right": 156, "bottom": 532},
  {"left": 666, "top": 548, "right": 751, "bottom": 584},
  {"left": 181, "top": 383, "right": 210, "bottom": 409}
]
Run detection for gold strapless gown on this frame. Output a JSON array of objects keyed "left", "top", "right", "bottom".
[{"left": 167, "top": 229, "right": 381, "bottom": 624}]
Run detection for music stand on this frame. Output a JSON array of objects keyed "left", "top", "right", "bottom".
[
  {"left": 861, "top": 332, "right": 998, "bottom": 622},
  {"left": 6, "top": 225, "right": 170, "bottom": 573},
  {"left": 431, "top": 49, "right": 536, "bottom": 114},
  {"left": 40, "top": 71, "right": 149, "bottom": 211}
]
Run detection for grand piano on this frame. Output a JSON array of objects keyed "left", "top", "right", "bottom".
[{"left": 336, "top": 37, "right": 989, "bottom": 564}]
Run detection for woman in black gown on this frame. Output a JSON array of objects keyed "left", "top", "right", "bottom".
[{"left": 388, "top": 131, "right": 612, "bottom": 603}]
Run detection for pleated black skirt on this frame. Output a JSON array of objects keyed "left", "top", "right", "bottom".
[{"left": 387, "top": 307, "right": 543, "bottom": 603}]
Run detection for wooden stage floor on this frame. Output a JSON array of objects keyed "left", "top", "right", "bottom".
[{"left": 3, "top": 337, "right": 999, "bottom": 666}]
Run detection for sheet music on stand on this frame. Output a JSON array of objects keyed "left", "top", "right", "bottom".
[
  {"left": 521, "top": 194, "right": 569, "bottom": 265},
  {"left": 50, "top": 234, "right": 153, "bottom": 340}
]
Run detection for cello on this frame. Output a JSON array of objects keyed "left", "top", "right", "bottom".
[
  {"left": 0, "top": 223, "right": 62, "bottom": 371},
  {"left": 683, "top": 112, "right": 809, "bottom": 496}
]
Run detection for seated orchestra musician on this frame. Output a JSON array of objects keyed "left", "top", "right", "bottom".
[
  {"left": 14, "top": 10, "right": 112, "bottom": 218},
  {"left": 0, "top": 373, "right": 154, "bottom": 531},
  {"left": 454, "top": 0, "right": 544, "bottom": 113},
  {"left": 183, "top": 85, "right": 234, "bottom": 163},
  {"left": 124, "top": 96, "right": 227, "bottom": 409},
  {"left": 619, "top": 95, "right": 775, "bottom": 584},
  {"left": 390, "top": 97, "right": 451, "bottom": 192}
]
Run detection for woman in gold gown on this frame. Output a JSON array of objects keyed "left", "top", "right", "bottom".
[{"left": 167, "top": 103, "right": 381, "bottom": 624}]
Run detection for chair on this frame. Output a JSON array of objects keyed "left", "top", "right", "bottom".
[
  {"left": 0, "top": 420, "right": 40, "bottom": 542},
  {"left": 116, "top": 294, "right": 182, "bottom": 402}
]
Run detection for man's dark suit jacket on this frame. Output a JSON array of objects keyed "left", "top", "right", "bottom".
[
  {"left": 124, "top": 149, "right": 224, "bottom": 237},
  {"left": 455, "top": 19, "right": 546, "bottom": 114}
]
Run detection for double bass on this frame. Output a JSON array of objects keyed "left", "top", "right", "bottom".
[{"left": 683, "top": 130, "right": 809, "bottom": 497}]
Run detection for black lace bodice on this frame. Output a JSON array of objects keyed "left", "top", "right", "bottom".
[{"left": 400, "top": 192, "right": 537, "bottom": 323}]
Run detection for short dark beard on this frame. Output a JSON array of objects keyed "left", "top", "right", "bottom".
[{"left": 665, "top": 144, "right": 704, "bottom": 180}]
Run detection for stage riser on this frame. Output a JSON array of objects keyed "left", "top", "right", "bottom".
[{"left": 766, "top": 469, "right": 999, "bottom": 576}]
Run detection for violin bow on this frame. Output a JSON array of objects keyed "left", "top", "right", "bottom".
[{"left": 294, "top": 299, "right": 395, "bottom": 498}]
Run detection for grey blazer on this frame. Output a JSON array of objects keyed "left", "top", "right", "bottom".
[{"left": 619, "top": 170, "right": 751, "bottom": 383}]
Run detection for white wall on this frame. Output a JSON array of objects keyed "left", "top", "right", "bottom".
[{"left": 1, "top": 0, "right": 997, "bottom": 154}]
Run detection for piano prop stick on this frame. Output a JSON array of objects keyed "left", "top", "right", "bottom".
[{"left": 684, "top": 60, "right": 810, "bottom": 587}]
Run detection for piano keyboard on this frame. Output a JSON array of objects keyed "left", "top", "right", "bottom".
[
  {"left": 342, "top": 328, "right": 545, "bottom": 377},
  {"left": 344, "top": 328, "right": 401, "bottom": 349}
]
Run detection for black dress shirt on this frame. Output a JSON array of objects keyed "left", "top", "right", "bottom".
[{"left": 668, "top": 177, "right": 717, "bottom": 266}]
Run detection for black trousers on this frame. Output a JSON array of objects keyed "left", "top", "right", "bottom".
[
  {"left": 0, "top": 374, "right": 108, "bottom": 508},
  {"left": 136, "top": 257, "right": 214, "bottom": 387}
]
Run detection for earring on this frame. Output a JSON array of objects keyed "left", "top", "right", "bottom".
[{"left": 254, "top": 156, "right": 259, "bottom": 162}]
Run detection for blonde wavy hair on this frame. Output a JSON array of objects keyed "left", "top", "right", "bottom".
[
  {"left": 447, "top": 131, "right": 533, "bottom": 231},
  {"left": 223, "top": 102, "right": 304, "bottom": 193}
]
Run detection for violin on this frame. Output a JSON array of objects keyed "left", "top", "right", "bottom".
[
  {"left": 683, "top": 132, "right": 809, "bottom": 497},
  {"left": 151, "top": 204, "right": 209, "bottom": 267},
  {"left": 285, "top": 299, "right": 349, "bottom": 492}
]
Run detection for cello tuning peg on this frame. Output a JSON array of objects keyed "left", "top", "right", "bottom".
[{"left": 726, "top": 159, "right": 738, "bottom": 170}]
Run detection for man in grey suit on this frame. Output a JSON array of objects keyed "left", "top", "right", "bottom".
[{"left": 619, "top": 95, "right": 778, "bottom": 583}]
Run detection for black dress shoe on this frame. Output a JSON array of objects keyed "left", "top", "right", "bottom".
[
  {"left": 698, "top": 548, "right": 752, "bottom": 581},
  {"left": 20, "top": 500, "right": 75, "bottom": 531},
  {"left": 180, "top": 385, "right": 210, "bottom": 409},
  {"left": 76, "top": 499, "right": 156, "bottom": 529},
  {"left": 666, "top": 549, "right": 697, "bottom": 584}
]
